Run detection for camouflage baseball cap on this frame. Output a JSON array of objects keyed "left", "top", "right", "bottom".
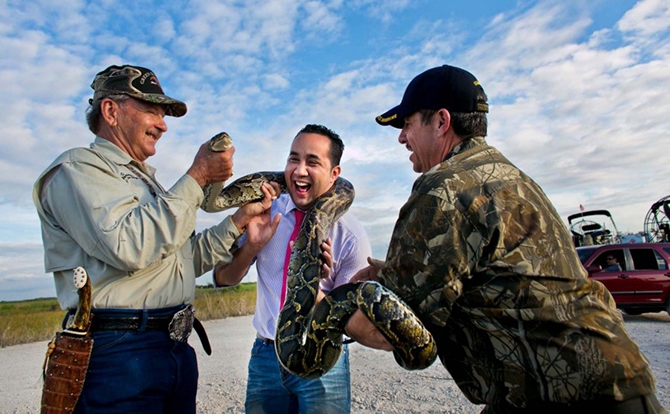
[{"left": 90, "top": 65, "right": 187, "bottom": 117}]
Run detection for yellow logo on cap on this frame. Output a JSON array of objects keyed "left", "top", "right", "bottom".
[
  {"left": 376, "top": 114, "right": 397, "bottom": 123},
  {"left": 473, "top": 81, "right": 480, "bottom": 86}
]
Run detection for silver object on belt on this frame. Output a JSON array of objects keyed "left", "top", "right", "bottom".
[{"left": 169, "top": 304, "right": 195, "bottom": 343}]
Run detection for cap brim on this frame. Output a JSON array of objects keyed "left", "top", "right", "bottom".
[
  {"left": 375, "top": 105, "right": 408, "bottom": 129},
  {"left": 136, "top": 93, "right": 187, "bottom": 117}
]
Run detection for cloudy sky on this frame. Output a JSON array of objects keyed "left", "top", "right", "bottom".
[{"left": 1, "top": 0, "right": 669, "bottom": 301}]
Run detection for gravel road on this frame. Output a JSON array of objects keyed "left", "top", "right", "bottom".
[{"left": 2, "top": 312, "right": 668, "bottom": 413}]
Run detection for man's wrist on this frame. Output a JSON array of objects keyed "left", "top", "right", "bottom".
[
  {"left": 187, "top": 168, "right": 207, "bottom": 187},
  {"left": 231, "top": 216, "right": 246, "bottom": 235}
]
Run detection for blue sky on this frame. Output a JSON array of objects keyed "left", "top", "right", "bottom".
[{"left": 2, "top": 0, "right": 669, "bottom": 301}]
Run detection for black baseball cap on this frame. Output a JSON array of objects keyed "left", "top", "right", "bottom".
[
  {"left": 90, "top": 65, "right": 187, "bottom": 117},
  {"left": 376, "top": 65, "right": 488, "bottom": 128}
]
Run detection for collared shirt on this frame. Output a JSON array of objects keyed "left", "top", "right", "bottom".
[
  {"left": 381, "top": 136, "right": 655, "bottom": 407},
  {"left": 216, "top": 193, "right": 371, "bottom": 340},
  {"left": 33, "top": 137, "right": 242, "bottom": 310}
]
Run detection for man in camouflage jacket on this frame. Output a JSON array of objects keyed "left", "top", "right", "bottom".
[{"left": 349, "top": 65, "right": 665, "bottom": 413}]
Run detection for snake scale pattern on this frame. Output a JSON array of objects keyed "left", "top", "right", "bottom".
[{"left": 202, "top": 132, "right": 438, "bottom": 378}]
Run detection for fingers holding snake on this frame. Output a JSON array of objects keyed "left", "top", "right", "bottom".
[
  {"left": 320, "top": 237, "right": 333, "bottom": 279},
  {"left": 189, "top": 132, "right": 235, "bottom": 190}
]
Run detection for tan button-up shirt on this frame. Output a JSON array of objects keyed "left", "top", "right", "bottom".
[{"left": 33, "top": 137, "right": 241, "bottom": 310}]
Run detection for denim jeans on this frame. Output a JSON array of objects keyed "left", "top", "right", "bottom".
[
  {"left": 245, "top": 338, "right": 351, "bottom": 414},
  {"left": 68, "top": 306, "right": 199, "bottom": 414}
]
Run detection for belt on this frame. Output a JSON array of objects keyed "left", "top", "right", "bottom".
[
  {"left": 88, "top": 305, "right": 212, "bottom": 355},
  {"left": 256, "top": 334, "right": 274, "bottom": 345},
  {"left": 91, "top": 316, "right": 171, "bottom": 331}
]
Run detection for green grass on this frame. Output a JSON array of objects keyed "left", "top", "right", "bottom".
[{"left": 0, "top": 283, "right": 257, "bottom": 348}]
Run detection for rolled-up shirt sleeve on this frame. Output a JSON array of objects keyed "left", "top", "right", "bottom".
[{"left": 192, "top": 215, "right": 242, "bottom": 277}]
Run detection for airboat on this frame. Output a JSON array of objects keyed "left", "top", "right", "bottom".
[
  {"left": 643, "top": 195, "right": 670, "bottom": 242},
  {"left": 568, "top": 209, "right": 620, "bottom": 247}
]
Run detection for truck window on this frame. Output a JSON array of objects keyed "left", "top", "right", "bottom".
[{"left": 630, "top": 249, "right": 666, "bottom": 270}]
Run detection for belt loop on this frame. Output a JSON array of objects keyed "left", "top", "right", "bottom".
[{"left": 139, "top": 310, "right": 148, "bottom": 332}]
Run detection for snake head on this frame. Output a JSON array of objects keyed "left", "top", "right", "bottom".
[
  {"left": 72, "top": 267, "right": 88, "bottom": 289},
  {"left": 208, "top": 132, "right": 233, "bottom": 152}
]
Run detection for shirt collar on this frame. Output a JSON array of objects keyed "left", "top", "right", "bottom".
[
  {"left": 284, "top": 194, "right": 300, "bottom": 215},
  {"left": 442, "top": 136, "right": 487, "bottom": 163},
  {"left": 282, "top": 193, "right": 311, "bottom": 217},
  {"left": 92, "top": 136, "right": 157, "bottom": 176}
]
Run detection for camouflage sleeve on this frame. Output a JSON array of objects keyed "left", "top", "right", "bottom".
[{"left": 380, "top": 191, "right": 482, "bottom": 327}]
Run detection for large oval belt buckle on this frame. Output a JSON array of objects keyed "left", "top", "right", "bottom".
[{"left": 169, "top": 304, "right": 194, "bottom": 343}]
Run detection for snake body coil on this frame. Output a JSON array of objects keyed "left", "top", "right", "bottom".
[{"left": 202, "top": 132, "right": 437, "bottom": 378}]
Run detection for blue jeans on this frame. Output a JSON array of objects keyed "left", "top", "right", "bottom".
[
  {"left": 245, "top": 338, "right": 351, "bottom": 414},
  {"left": 68, "top": 306, "right": 199, "bottom": 414}
]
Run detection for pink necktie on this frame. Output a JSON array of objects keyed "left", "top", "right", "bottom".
[{"left": 280, "top": 209, "right": 305, "bottom": 308}]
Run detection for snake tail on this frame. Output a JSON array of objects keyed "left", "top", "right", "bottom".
[{"left": 356, "top": 281, "right": 438, "bottom": 370}]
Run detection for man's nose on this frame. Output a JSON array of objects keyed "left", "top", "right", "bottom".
[
  {"left": 156, "top": 116, "right": 167, "bottom": 133},
  {"left": 294, "top": 162, "right": 308, "bottom": 175}
]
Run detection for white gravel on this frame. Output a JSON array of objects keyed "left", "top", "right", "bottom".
[{"left": 2, "top": 312, "right": 668, "bottom": 413}]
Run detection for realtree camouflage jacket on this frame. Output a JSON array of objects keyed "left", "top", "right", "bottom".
[{"left": 379, "top": 136, "right": 656, "bottom": 409}]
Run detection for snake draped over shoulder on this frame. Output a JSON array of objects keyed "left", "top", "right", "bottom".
[{"left": 201, "top": 132, "right": 437, "bottom": 379}]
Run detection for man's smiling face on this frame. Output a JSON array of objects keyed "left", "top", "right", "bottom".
[{"left": 284, "top": 132, "right": 340, "bottom": 210}]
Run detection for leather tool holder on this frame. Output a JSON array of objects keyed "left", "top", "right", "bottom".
[{"left": 40, "top": 332, "right": 94, "bottom": 414}]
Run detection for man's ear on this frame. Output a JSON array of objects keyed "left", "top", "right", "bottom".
[
  {"left": 436, "top": 108, "right": 451, "bottom": 133},
  {"left": 330, "top": 165, "right": 341, "bottom": 183},
  {"left": 100, "top": 98, "right": 119, "bottom": 127}
]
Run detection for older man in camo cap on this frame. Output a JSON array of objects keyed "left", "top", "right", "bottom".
[
  {"left": 33, "top": 64, "right": 276, "bottom": 412},
  {"left": 348, "top": 65, "right": 666, "bottom": 413}
]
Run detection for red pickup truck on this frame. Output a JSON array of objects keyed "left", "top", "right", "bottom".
[{"left": 576, "top": 243, "right": 670, "bottom": 315}]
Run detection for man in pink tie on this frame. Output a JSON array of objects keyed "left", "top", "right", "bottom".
[{"left": 214, "top": 124, "right": 372, "bottom": 413}]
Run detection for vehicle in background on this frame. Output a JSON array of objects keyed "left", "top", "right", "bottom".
[
  {"left": 577, "top": 243, "right": 670, "bottom": 315},
  {"left": 569, "top": 209, "right": 621, "bottom": 247}
]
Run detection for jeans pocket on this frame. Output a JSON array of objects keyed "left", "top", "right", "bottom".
[
  {"left": 250, "top": 339, "right": 262, "bottom": 358},
  {"left": 91, "top": 330, "right": 133, "bottom": 353}
]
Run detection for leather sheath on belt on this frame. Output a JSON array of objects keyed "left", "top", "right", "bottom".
[{"left": 40, "top": 332, "right": 94, "bottom": 414}]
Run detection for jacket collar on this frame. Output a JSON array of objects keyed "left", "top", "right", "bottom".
[{"left": 442, "top": 136, "right": 487, "bottom": 163}]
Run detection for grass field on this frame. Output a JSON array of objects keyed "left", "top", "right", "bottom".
[{"left": 0, "top": 283, "right": 257, "bottom": 348}]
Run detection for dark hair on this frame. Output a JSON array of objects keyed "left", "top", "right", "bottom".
[
  {"left": 296, "top": 124, "right": 344, "bottom": 167},
  {"left": 86, "top": 94, "right": 130, "bottom": 134},
  {"left": 419, "top": 91, "right": 488, "bottom": 138}
]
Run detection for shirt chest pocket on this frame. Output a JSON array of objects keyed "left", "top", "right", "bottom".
[{"left": 121, "top": 170, "right": 157, "bottom": 204}]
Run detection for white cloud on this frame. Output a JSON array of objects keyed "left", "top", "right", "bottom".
[
  {"left": 263, "top": 73, "right": 290, "bottom": 90},
  {"left": 349, "top": 0, "right": 412, "bottom": 23},
  {"left": 618, "top": 0, "right": 670, "bottom": 37},
  {"left": 301, "top": 1, "right": 343, "bottom": 38},
  {"left": 2, "top": 0, "right": 670, "bottom": 301}
]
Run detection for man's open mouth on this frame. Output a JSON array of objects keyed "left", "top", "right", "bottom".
[{"left": 294, "top": 181, "right": 311, "bottom": 194}]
